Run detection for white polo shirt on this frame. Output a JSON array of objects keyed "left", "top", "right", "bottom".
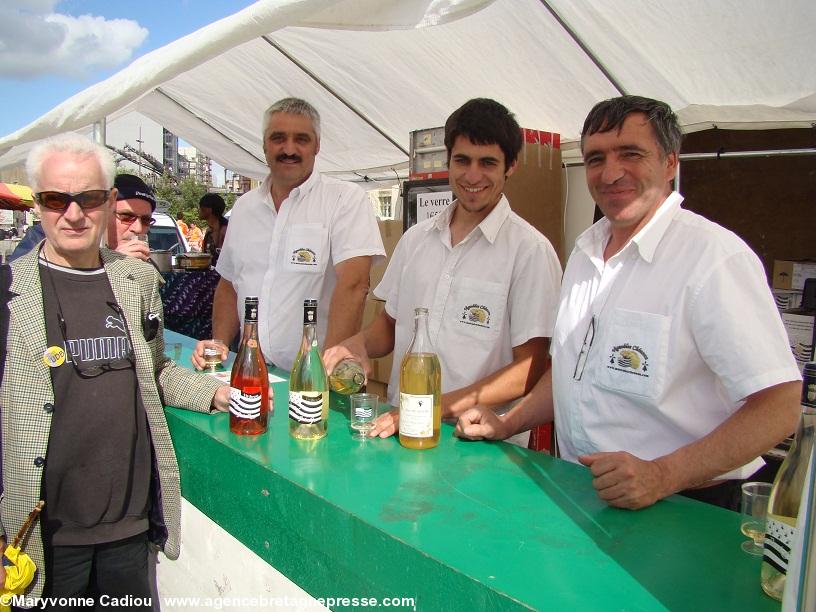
[
  {"left": 217, "top": 171, "right": 385, "bottom": 370},
  {"left": 551, "top": 192, "right": 801, "bottom": 480},
  {"left": 374, "top": 195, "right": 562, "bottom": 408}
]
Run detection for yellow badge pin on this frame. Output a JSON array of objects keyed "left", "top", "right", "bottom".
[{"left": 42, "top": 345, "right": 66, "bottom": 368}]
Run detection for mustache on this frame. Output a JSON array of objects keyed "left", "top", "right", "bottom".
[{"left": 276, "top": 153, "right": 302, "bottom": 163}]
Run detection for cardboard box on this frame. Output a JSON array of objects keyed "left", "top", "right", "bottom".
[
  {"left": 773, "top": 260, "right": 816, "bottom": 290},
  {"left": 502, "top": 133, "right": 565, "bottom": 264},
  {"left": 371, "top": 219, "right": 403, "bottom": 291},
  {"left": 362, "top": 298, "right": 394, "bottom": 387},
  {"left": 782, "top": 311, "right": 816, "bottom": 372}
]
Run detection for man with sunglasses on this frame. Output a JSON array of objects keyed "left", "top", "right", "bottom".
[
  {"left": 0, "top": 133, "right": 230, "bottom": 607},
  {"left": 456, "top": 96, "right": 801, "bottom": 511},
  {"left": 9, "top": 173, "right": 156, "bottom": 263}
]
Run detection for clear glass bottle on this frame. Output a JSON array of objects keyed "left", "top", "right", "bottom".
[
  {"left": 329, "top": 358, "right": 366, "bottom": 395},
  {"left": 289, "top": 299, "right": 329, "bottom": 440},
  {"left": 399, "top": 307, "right": 442, "bottom": 449},
  {"left": 229, "top": 297, "right": 269, "bottom": 435},
  {"left": 761, "top": 361, "right": 816, "bottom": 600}
]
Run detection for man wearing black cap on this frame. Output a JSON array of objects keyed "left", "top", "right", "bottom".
[
  {"left": 9, "top": 173, "right": 158, "bottom": 263},
  {"left": 107, "top": 173, "right": 157, "bottom": 262}
]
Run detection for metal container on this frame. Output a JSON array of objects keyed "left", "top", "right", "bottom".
[
  {"left": 176, "top": 253, "right": 212, "bottom": 270},
  {"left": 149, "top": 249, "right": 173, "bottom": 272}
]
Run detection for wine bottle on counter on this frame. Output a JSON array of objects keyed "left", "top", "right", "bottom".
[
  {"left": 761, "top": 361, "right": 815, "bottom": 601},
  {"left": 229, "top": 297, "right": 269, "bottom": 436},
  {"left": 289, "top": 299, "right": 329, "bottom": 440},
  {"left": 398, "top": 307, "right": 441, "bottom": 450}
]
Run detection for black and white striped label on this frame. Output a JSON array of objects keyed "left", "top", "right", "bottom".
[
  {"left": 763, "top": 516, "right": 796, "bottom": 574},
  {"left": 288, "top": 391, "right": 326, "bottom": 424},
  {"left": 229, "top": 387, "right": 262, "bottom": 420}
]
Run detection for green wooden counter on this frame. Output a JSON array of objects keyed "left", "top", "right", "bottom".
[{"left": 163, "top": 332, "right": 777, "bottom": 611}]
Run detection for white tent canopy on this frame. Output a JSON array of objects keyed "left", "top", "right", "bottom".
[{"left": 1, "top": 0, "right": 814, "bottom": 182}]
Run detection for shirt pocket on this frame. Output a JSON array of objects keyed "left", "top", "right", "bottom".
[
  {"left": 594, "top": 308, "right": 670, "bottom": 399},
  {"left": 448, "top": 277, "right": 507, "bottom": 340},
  {"left": 284, "top": 224, "right": 329, "bottom": 275}
]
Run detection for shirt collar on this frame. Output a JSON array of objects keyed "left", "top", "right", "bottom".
[
  {"left": 576, "top": 191, "right": 684, "bottom": 263},
  {"left": 427, "top": 194, "right": 511, "bottom": 245},
  {"left": 262, "top": 169, "right": 320, "bottom": 209}
]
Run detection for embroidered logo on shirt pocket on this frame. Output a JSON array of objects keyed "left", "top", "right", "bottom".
[
  {"left": 452, "top": 277, "right": 506, "bottom": 336},
  {"left": 285, "top": 224, "right": 328, "bottom": 274},
  {"left": 595, "top": 308, "right": 670, "bottom": 399}
]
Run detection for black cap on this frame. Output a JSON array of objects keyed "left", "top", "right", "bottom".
[{"left": 114, "top": 174, "right": 157, "bottom": 211}]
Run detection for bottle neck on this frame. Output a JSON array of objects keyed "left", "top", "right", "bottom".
[
  {"left": 243, "top": 320, "right": 258, "bottom": 339},
  {"left": 409, "top": 311, "right": 434, "bottom": 354},
  {"left": 302, "top": 322, "right": 318, "bottom": 350}
]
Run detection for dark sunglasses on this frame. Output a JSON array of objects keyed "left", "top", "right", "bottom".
[
  {"left": 35, "top": 190, "right": 111, "bottom": 211},
  {"left": 115, "top": 211, "right": 156, "bottom": 226}
]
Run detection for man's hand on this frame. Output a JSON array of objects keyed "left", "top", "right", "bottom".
[
  {"left": 114, "top": 237, "right": 150, "bottom": 261},
  {"left": 454, "top": 407, "right": 510, "bottom": 441},
  {"left": 191, "top": 339, "right": 229, "bottom": 370},
  {"left": 578, "top": 451, "right": 668, "bottom": 510},
  {"left": 211, "top": 385, "right": 231, "bottom": 412},
  {"left": 322, "top": 335, "right": 371, "bottom": 379},
  {"left": 368, "top": 407, "right": 399, "bottom": 438}
]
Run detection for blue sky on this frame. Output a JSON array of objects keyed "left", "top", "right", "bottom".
[{"left": 0, "top": 0, "right": 256, "bottom": 138}]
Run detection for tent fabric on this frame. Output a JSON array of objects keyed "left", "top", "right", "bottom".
[{"left": 1, "top": 0, "right": 814, "bottom": 182}]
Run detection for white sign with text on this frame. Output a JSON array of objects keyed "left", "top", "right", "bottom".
[{"left": 416, "top": 191, "right": 452, "bottom": 223}]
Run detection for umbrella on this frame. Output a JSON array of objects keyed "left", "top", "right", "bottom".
[
  {"left": 0, "top": 500, "right": 44, "bottom": 611},
  {"left": 0, "top": 184, "right": 33, "bottom": 212}
]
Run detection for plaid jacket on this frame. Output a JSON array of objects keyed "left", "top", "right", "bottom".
[{"left": 0, "top": 246, "right": 223, "bottom": 598}]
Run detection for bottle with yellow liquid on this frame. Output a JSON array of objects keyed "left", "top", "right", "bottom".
[
  {"left": 399, "top": 307, "right": 441, "bottom": 449},
  {"left": 289, "top": 299, "right": 329, "bottom": 440},
  {"left": 761, "top": 361, "right": 815, "bottom": 601}
]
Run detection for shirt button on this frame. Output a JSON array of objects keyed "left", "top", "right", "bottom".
[
  {"left": 43, "top": 402, "right": 54, "bottom": 413},
  {"left": 34, "top": 457, "right": 45, "bottom": 467}
]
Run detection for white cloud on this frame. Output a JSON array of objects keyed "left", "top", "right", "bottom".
[{"left": 0, "top": 1, "right": 148, "bottom": 78}]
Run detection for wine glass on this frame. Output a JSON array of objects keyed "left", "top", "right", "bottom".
[
  {"left": 740, "top": 481, "right": 772, "bottom": 555},
  {"left": 350, "top": 393, "right": 379, "bottom": 441}
]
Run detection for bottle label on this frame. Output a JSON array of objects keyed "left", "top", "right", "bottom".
[
  {"left": 399, "top": 393, "right": 433, "bottom": 437},
  {"left": 763, "top": 515, "right": 797, "bottom": 575},
  {"left": 289, "top": 391, "right": 327, "bottom": 424},
  {"left": 229, "top": 386, "right": 262, "bottom": 420}
]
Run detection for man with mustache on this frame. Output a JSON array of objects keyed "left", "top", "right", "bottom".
[
  {"left": 192, "top": 98, "right": 384, "bottom": 371},
  {"left": 456, "top": 95, "right": 801, "bottom": 510}
]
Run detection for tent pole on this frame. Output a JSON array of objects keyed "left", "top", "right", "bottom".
[
  {"left": 261, "top": 35, "right": 409, "bottom": 156},
  {"left": 155, "top": 88, "right": 267, "bottom": 166},
  {"left": 538, "top": 0, "right": 627, "bottom": 96},
  {"left": 93, "top": 119, "right": 107, "bottom": 146}
]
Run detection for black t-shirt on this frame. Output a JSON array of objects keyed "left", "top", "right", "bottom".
[{"left": 39, "top": 260, "right": 151, "bottom": 545}]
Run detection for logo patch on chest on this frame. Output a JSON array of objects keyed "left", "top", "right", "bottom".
[
  {"left": 291, "top": 248, "right": 317, "bottom": 265},
  {"left": 607, "top": 344, "right": 650, "bottom": 378},
  {"left": 460, "top": 304, "right": 491, "bottom": 329}
]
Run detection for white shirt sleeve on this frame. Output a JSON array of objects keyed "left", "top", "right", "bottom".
[
  {"left": 328, "top": 185, "right": 385, "bottom": 266},
  {"left": 691, "top": 250, "right": 801, "bottom": 402},
  {"left": 372, "top": 230, "right": 411, "bottom": 320},
  {"left": 508, "top": 237, "right": 562, "bottom": 347}
]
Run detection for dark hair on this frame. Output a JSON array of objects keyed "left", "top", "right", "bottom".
[
  {"left": 199, "top": 193, "right": 226, "bottom": 218},
  {"left": 581, "top": 95, "right": 682, "bottom": 157},
  {"left": 444, "top": 98, "right": 522, "bottom": 171}
]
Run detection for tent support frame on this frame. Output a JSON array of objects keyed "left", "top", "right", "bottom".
[
  {"left": 538, "top": 0, "right": 627, "bottom": 96},
  {"left": 261, "top": 35, "right": 409, "bottom": 156}
]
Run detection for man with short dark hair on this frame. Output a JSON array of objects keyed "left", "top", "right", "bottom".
[
  {"left": 325, "top": 98, "right": 562, "bottom": 443},
  {"left": 456, "top": 95, "right": 801, "bottom": 510},
  {"left": 0, "top": 133, "right": 231, "bottom": 605}
]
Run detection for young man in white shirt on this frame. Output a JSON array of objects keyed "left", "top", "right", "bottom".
[
  {"left": 192, "top": 98, "right": 385, "bottom": 371},
  {"left": 455, "top": 95, "right": 801, "bottom": 510},
  {"left": 325, "top": 98, "right": 562, "bottom": 444}
]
